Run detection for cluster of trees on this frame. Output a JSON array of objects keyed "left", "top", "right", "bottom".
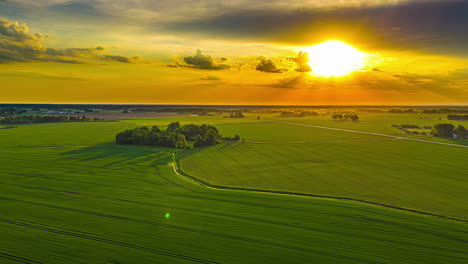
[
  {"left": 224, "top": 112, "right": 244, "bottom": 118},
  {"left": 431, "top": 124, "right": 468, "bottom": 138},
  {"left": 0, "top": 115, "right": 102, "bottom": 124},
  {"left": 116, "top": 122, "right": 241, "bottom": 149},
  {"left": 332, "top": 114, "right": 359, "bottom": 121},
  {"left": 278, "top": 111, "right": 319, "bottom": 117},
  {"left": 447, "top": 115, "right": 468, "bottom": 121}
]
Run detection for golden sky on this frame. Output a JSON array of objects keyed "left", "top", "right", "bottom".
[{"left": 0, "top": 0, "right": 467, "bottom": 105}]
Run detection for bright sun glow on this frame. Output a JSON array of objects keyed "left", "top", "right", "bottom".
[{"left": 303, "top": 40, "right": 367, "bottom": 77}]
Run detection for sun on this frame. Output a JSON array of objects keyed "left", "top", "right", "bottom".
[{"left": 302, "top": 40, "right": 366, "bottom": 77}]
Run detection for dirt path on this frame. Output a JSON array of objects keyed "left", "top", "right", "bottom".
[{"left": 275, "top": 121, "right": 468, "bottom": 148}]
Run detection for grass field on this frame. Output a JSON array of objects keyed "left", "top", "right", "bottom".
[{"left": 1, "top": 115, "right": 467, "bottom": 263}]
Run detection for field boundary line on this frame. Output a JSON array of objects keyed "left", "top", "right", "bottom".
[
  {"left": 172, "top": 153, "right": 468, "bottom": 223},
  {"left": 274, "top": 121, "right": 468, "bottom": 148}
]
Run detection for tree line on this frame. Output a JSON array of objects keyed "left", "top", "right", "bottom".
[
  {"left": 447, "top": 115, "right": 468, "bottom": 121},
  {"left": 278, "top": 111, "right": 319, "bottom": 117},
  {"left": 0, "top": 115, "right": 103, "bottom": 124},
  {"left": 332, "top": 114, "right": 359, "bottom": 121},
  {"left": 116, "top": 122, "right": 240, "bottom": 149}
]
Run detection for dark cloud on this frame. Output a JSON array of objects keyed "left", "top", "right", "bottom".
[
  {"left": 268, "top": 69, "right": 468, "bottom": 100},
  {"left": 183, "top": 49, "right": 229, "bottom": 70},
  {"left": 255, "top": 57, "right": 283, "bottom": 73},
  {"left": 290, "top": 52, "right": 311, "bottom": 72},
  {"left": 101, "top": 55, "right": 136, "bottom": 63},
  {"left": 164, "top": 1, "right": 468, "bottom": 55},
  {"left": 0, "top": 18, "right": 138, "bottom": 64},
  {"left": 200, "top": 76, "right": 221, "bottom": 81}
]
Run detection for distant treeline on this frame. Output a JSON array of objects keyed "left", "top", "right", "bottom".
[
  {"left": 332, "top": 114, "right": 359, "bottom": 121},
  {"left": 0, "top": 108, "right": 27, "bottom": 116},
  {"left": 388, "top": 109, "right": 416, "bottom": 113},
  {"left": 0, "top": 115, "right": 103, "bottom": 124},
  {"left": 277, "top": 111, "right": 319, "bottom": 117},
  {"left": 116, "top": 122, "right": 240, "bottom": 149},
  {"left": 423, "top": 109, "right": 468, "bottom": 114},
  {"left": 447, "top": 115, "right": 468, "bottom": 121}
]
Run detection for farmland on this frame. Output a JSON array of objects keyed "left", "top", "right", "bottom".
[{"left": 1, "top": 112, "right": 467, "bottom": 263}]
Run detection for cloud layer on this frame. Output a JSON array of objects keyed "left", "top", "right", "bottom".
[{"left": 0, "top": 18, "right": 136, "bottom": 63}]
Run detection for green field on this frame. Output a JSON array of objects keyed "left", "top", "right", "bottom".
[
  {"left": 1, "top": 114, "right": 468, "bottom": 263},
  {"left": 182, "top": 122, "right": 468, "bottom": 219}
]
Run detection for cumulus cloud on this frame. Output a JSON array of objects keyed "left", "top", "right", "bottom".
[
  {"left": 0, "top": 18, "right": 137, "bottom": 64},
  {"left": 290, "top": 52, "right": 311, "bottom": 72},
  {"left": 182, "top": 49, "right": 229, "bottom": 70},
  {"left": 255, "top": 57, "right": 283, "bottom": 73}
]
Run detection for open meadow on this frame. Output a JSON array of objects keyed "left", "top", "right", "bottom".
[{"left": 0, "top": 112, "right": 467, "bottom": 263}]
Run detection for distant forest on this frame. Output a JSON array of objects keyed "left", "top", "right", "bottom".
[
  {"left": 447, "top": 115, "right": 468, "bottom": 121},
  {"left": 277, "top": 111, "right": 319, "bottom": 117},
  {"left": 116, "top": 122, "right": 240, "bottom": 149},
  {"left": 0, "top": 115, "right": 103, "bottom": 124}
]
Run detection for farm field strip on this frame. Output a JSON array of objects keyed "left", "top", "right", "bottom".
[{"left": 275, "top": 121, "right": 468, "bottom": 148}]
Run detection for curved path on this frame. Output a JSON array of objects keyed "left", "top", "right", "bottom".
[{"left": 275, "top": 121, "right": 468, "bottom": 148}]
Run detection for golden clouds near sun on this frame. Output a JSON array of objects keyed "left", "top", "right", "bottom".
[{"left": 303, "top": 40, "right": 366, "bottom": 77}]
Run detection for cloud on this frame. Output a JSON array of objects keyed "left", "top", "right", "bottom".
[
  {"left": 200, "top": 76, "right": 221, "bottom": 81},
  {"left": 0, "top": 71, "right": 86, "bottom": 80},
  {"left": 267, "top": 68, "right": 468, "bottom": 100},
  {"left": 101, "top": 55, "right": 137, "bottom": 63},
  {"left": 182, "top": 49, "right": 229, "bottom": 70},
  {"left": 163, "top": 1, "right": 468, "bottom": 55},
  {"left": 0, "top": 18, "right": 138, "bottom": 64},
  {"left": 290, "top": 52, "right": 311, "bottom": 72},
  {"left": 255, "top": 57, "right": 283, "bottom": 73}
]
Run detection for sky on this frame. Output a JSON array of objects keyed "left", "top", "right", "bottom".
[{"left": 0, "top": 0, "right": 467, "bottom": 105}]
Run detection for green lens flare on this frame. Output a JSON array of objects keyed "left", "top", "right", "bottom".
[{"left": 165, "top": 212, "right": 170, "bottom": 219}]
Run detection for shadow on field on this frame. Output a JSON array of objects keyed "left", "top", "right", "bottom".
[{"left": 59, "top": 141, "right": 171, "bottom": 167}]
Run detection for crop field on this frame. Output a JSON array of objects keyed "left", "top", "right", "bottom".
[
  {"left": 266, "top": 113, "right": 468, "bottom": 146},
  {"left": 181, "top": 122, "right": 468, "bottom": 219},
  {"left": 1, "top": 114, "right": 467, "bottom": 263}
]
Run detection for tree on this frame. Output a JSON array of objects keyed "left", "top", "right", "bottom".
[
  {"left": 204, "top": 129, "right": 219, "bottom": 145},
  {"left": 431, "top": 124, "right": 455, "bottom": 137},
  {"left": 332, "top": 114, "right": 343, "bottom": 120},
  {"left": 454, "top": 125, "right": 467, "bottom": 138},
  {"left": 175, "top": 134, "right": 188, "bottom": 149},
  {"left": 194, "top": 135, "right": 205, "bottom": 147},
  {"left": 167, "top": 122, "right": 180, "bottom": 132},
  {"left": 151, "top": 125, "right": 161, "bottom": 133},
  {"left": 131, "top": 128, "right": 148, "bottom": 144}
]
